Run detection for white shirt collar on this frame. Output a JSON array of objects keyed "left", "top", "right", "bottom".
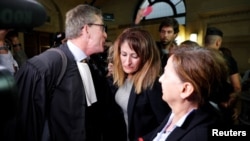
[{"left": 67, "top": 41, "right": 88, "bottom": 62}]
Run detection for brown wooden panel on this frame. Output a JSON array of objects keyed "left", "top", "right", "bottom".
[{"left": 24, "top": 31, "right": 53, "bottom": 58}]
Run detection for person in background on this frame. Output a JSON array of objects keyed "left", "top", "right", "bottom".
[
  {"left": 219, "top": 47, "right": 232, "bottom": 57},
  {"left": 242, "top": 69, "right": 250, "bottom": 84},
  {"left": 90, "top": 39, "right": 113, "bottom": 77},
  {"left": 179, "top": 40, "right": 199, "bottom": 48},
  {"left": 51, "top": 32, "right": 66, "bottom": 48},
  {"left": 205, "top": 27, "right": 241, "bottom": 93},
  {"left": 0, "top": 65, "right": 18, "bottom": 141},
  {"left": 0, "top": 29, "right": 18, "bottom": 75},
  {"left": 150, "top": 46, "right": 226, "bottom": 141},
  {"left": 15, "top": 4, "right": 109, "bottom": 141},
  {"left": 134, "top": 10, "right": 179, "bottom": 74},
  {"left": 107, "top": 27, "right": 170, "bottom": 141},
  {"left": 6, "top": 30, "right": 28, "bottom": 68},
  {"left": 238, "top": 68, "right": 250, "bottom": 126},
  {"left": 204, "top": 27, "right": 241, "bottom": 125},
  {"left": 106, "top": 44, "right": 114, "bottom": 77},
  {"left": 155, "top": 18, "right": 179, "bottom": 73}
]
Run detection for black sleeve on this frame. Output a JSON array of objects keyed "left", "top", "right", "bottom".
[
  {"left": 14, "top": 49, "right": 64, "bottom": 141},
  {"left": 224, "top": 55, "right": 239, "bottom": 75}
]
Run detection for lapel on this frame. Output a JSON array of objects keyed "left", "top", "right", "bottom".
[
  {"left": 86, "top": 58, "right": 100, "bottom": 77},
  {"left": 166, "top": 107, "right": 211, "bottom": 141},
  {"left": 127, "top": 87, "right": 136, "bottom": 130}
]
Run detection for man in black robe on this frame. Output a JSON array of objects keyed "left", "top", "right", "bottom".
[{"left": 15, "top": 4, "right": 110, "bottom": 141}]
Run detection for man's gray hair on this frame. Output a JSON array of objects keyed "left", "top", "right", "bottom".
[{"left": 65, "top": 4, "right": 102, "bottom": 39}]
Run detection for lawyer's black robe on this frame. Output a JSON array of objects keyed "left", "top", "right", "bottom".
[{"left": 14, "top": 44, "right": 110, "bottom": 141}]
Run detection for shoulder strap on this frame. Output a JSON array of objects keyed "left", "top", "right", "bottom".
[{"left": 47, "top": 48, "right": 67, "bottom": 86}]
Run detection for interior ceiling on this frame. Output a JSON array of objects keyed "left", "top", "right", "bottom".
[
  {"left": 74, "top": 0, "right": 112, "bottom": 8},
  {"left": 50, "top": 0, "right": 116, "bottom": 12},
  {"left": 45, "top": 0, "right": 116, "bottom": 17}
]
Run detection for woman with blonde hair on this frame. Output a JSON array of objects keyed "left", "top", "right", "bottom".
[{"left": 106, "top": 27, "right": 170, "bottom": 141}]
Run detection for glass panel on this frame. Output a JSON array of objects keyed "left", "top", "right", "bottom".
[
  {"left": 145, "top": 2, "right": 173, "bottom": 20},
  {"left": 137, "top": 0, "right": 186, "bottom": 25},
  {"left": 176, "top": 17, "right": 185, "bottom": 25},
  {"left": 176, "top": 2, "right": 186, "bottom": 14}
]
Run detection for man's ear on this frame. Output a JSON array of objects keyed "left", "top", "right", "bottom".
[
  {"left": 180, "top": 82, "right": 194, "bottom": 99},
  {"left": 81, "top": 25, "right": 90, "bottom": 38},
  {"left": 215, "top": 39, "right": 220, "bottom": 47},
  {"left": 82, "top": 25, "right": 88, "bottom": 33},
  {"left": 216, "top": 37, "right": 222, "bottom": 47}
]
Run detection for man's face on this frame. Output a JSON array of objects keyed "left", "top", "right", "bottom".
[
  {"left": 159, "top": 26, "right": 177, "bottom": 45},
  {"left": 87, "top": 15, "right": 107, "bottom": 54}
]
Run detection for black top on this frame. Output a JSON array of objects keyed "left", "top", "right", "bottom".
[{"left": 147, "top": 102, "right": 225, "bottom": 141}]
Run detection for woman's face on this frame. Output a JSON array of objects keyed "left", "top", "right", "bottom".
[
  {"left": 159, "top": 56, "right": 183, "bottom": 105},
  {"left": 120, "top": 41, "right": 141, "bottom": 76}
]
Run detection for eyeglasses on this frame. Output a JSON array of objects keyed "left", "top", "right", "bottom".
[{"left": 87, "top": 23, "right": 107, "bottom": 32}]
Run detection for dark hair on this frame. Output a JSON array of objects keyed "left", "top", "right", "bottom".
[
  {"left": 180, "top": 40, "right": 199, "bottom": 48},
  {"left": 205, "top": 27, "right": 223, "bottom": 37},
  {"left": 52, "top": 32, "right": 65, "bottom": 47},
  {"left": 6, "top": 30, "right": 18, "bottom": 39},
  {"left": 219, "top": 47, "right": 232, "bottom": 57},
  {"left": 158, "top": 17, "right": 179, "bottom": 34}
]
